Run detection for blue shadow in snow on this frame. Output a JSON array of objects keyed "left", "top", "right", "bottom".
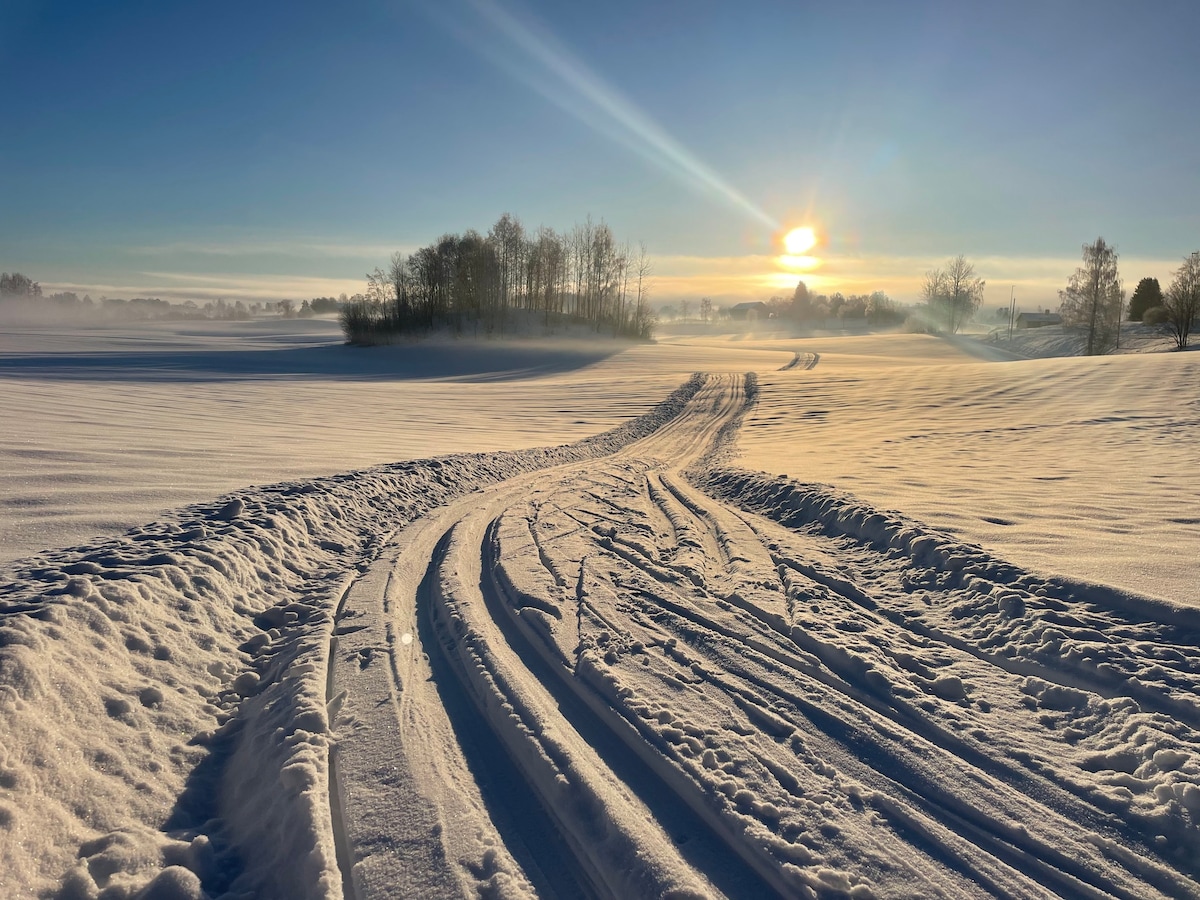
[{"left": 0, "top": 341, "right": 625, "bottom": 383}]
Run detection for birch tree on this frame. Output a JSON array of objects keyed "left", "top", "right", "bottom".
[{"left": 1058, "top": 238, "right": 1123, "bottom": 355}]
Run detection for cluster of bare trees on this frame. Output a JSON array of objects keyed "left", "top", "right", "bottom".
[
  {"left": 785, "top": 282, "right": 903, "bottom": 325},
  {"left": 1057, "top": 239, "right": 1200, "bottom": 353},
  {"left": 921, "top": 256, "right": 986, "bottom": 334},
  {"left": 343, "top": 214, "right": 655, "bottom": 344},
  {"left": 1, "top": 272, "right": 41, "bottom": 297}
]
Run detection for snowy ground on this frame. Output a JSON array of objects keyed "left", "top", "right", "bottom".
[
  {"left": 1, "top": 320, "right": 1197, "bottom": 899},
  {"left": 733, "top": 333, "right": 1200, "bottom": 605},
  {"left": 975, "top": 320, "right": 1178, "bottom": 359},
  {"left": 0, "top": 320, "right": 778, "bottom": 564}
]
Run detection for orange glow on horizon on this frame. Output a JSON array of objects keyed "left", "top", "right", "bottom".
[{"left": 778, "top": 254, "right": 821, "bottom": 272}]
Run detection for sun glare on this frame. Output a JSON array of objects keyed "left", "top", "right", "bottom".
[{"left": 784, "top": 226, "right": 817, "bottom": 255}]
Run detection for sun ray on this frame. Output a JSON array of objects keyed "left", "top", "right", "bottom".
[{"left": 420, "top": 0, "right": 778, "bottom": 231}]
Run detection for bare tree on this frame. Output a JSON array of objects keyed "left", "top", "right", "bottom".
[
  {"left": 922, "top": 256, "right": 984, "bottom": 333},
  {"left": 387, "top": 251, "right": 411, "bottom": 324},
  {"left": 632, "top": 242, "right": 653, "bottom": 338},
  {"left": 1059, "top": 238, "right": 1123, "bottom": 355},
  {"left": 1164, "top": 251, "right": 1200, "bottom": 350},
  {"left": 488, "top": 213, "right": 525, "bottom": 322},
  {"left": 587, "top": 222, "right": 619, "bottom": 328},
  {"left": 0, "top": 272, "right": 41, "bottom": 296},
  {"left": 365, "top": 267, "right": 394, "bottom": 308},
  {"left": 699, "top": 297, "right": 713, "bottom": 324}
]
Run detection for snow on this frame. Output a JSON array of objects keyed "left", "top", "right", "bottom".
[
  {"left": 1, "top": 319, "right": 1197, "bottom": 898},
  {"left": 732, "top": 333, "right": 1200, "bottom": 604},
  {"left": 976, "top": 320, "right": 1179, "bottom": 360},
  {"left": 0, "top": 320, "right": 777, "bottom": 564}
]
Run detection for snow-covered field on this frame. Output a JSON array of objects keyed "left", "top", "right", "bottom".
[
  {"left": 0, "top": 320, "right": 778, "bottom": 564},
  {"left": 1, "top": 320, "right": 1197, "bottom": 899}
]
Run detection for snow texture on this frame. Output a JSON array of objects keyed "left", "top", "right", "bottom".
[{"left": 2, "top": 321, "right": 1198, "bottom": 899}]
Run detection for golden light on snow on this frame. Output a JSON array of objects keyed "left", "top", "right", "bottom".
[{"left": 783, "top": 226, "right": 817, "bottom": 255}]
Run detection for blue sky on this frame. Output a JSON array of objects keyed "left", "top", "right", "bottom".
[{"left": 3, "top": 0, "right": 1198, "bottom": 308}]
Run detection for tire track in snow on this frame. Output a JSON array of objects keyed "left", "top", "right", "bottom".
[
  {"left": 404, "top": 378, "right": 783, "bottom": 898},
  {"left": 474, "top": 518, "right": 782, "bottom": 898},
  {"left": 324, "top": 372, "right": 1199, "bottom": 899},
  {"left": 779, "top": 351, "right": 819, "bottom": 371},
  {"left": 597, "top": 570, "right": 1125, "bottom": 898},
  {"left": 420, "top": 527, "right": 599, "bottom": 899},
  {"left": 696, "top": 469, "right": 1200, "bottom": 897}
]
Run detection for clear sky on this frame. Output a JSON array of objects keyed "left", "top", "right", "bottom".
[{"left": 3, "top": 0, "right": 1198, "bottom": 310}]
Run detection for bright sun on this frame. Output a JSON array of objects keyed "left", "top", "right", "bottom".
[{"left": 784, "top": 226, "right": 817, "bottom": 255}]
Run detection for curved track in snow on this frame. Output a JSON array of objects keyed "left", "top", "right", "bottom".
[
  {"left": 779, "top": 351, "right": 820, "bottom": 371},
  {"left": 329, "top": 374, "right": 1200, "bottom": 900},
  {"left": 5, "top": 370, "right": 1199, "bottom": 899}
]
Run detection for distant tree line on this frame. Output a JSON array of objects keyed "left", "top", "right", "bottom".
[
  {"left": 696, "top": 283, "right": 904, "bottom": 327},
  {"left": 302, "top": 296, "right": 344, "bottom": 316},
  {"left": 662, "top": 283, "right": 904, "bottom": 327},
  {"left": 785, "top": 282, "right": 906, "bottom": 326},
  {"left": 341, "top": 214, "right": 655, "bottom": 344},
  {"left": 0, "top": 272, "right": 355, "bottom": 323}
]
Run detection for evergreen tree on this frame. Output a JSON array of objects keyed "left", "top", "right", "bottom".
[{"left": 1127, "top": 277, "right": 1163, "bottom": 321}]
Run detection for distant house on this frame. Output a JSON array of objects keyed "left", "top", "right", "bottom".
[
  {"left": 729, "top": 301, "right": 769, "bottom": 321},
  {"left": 1016, "top": 311, "right": 1062, "bottom": 328}
]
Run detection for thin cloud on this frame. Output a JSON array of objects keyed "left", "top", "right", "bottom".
[{"left": 126, "top": 240, "right": 415, "bottom": 260}]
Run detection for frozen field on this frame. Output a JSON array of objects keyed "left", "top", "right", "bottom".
[
  {"left": 0, "top": 320, "right": 780, "bottom": 564},
  {"left": 1, "top": 320, "right": 1197, "bottom": 899}
]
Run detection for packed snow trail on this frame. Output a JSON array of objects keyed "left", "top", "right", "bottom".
[
  {"left": 0, "top": 379, "right": 707, "bottom": 898},
  {"left": 2, "top": 372, "right": 1199, "bottom": 898},
  {"left": 331, "top": 374, "right": 1200, "bottom": 899}
]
